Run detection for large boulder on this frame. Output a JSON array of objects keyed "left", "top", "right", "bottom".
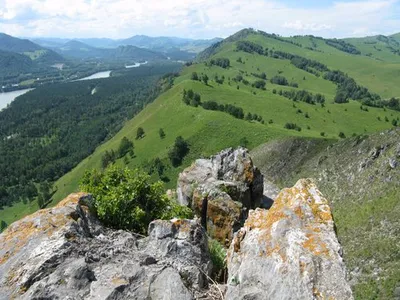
[
  {"left": 226, "top": 179, "right": 353, "bottom": 300},
  {"left": 0, "top": 193, "right": 212, "bottom": 300},
  {"left": 177, "top": 147, "right": 263, "bottom": 245}
]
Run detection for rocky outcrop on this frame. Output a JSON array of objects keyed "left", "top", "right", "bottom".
[
  {"left": 177, "top": 147, "right": 263, "bottom": 245},
  {"left": 226, "top": 179, "right": 353, "bottom": 300},
  {"left": 0, "top": 193, "right": 212, "bottom": 300}
]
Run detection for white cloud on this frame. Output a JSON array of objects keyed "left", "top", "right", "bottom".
[{"left": 0, "top": 0, "right": 398, "bottom": 38}]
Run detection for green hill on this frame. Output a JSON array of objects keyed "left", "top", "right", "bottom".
[
  {"left": 0, "top": 33, "right": 42, "bottom": 52},
  {"left": 49, "top": 29, "right": 400, "bottom": 204},
  {"left": 0, "top": 50, "right": 33, "bottom": 74},
  {"left": 0, "top": 33, "right": 64, "bottom": 78}
]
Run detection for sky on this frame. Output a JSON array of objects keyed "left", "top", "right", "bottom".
[{"left": 0, "top": 0, "right": 399, "bottom": 39}]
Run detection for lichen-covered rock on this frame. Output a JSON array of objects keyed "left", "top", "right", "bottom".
[
  {"left": 177, "top": 147, "right": 263, "bottom": 245},
  {"left": 0, "top": 193, "right": 212, "bottom": 300},
  {"left": 226, "top": 179, "right": 353, "bottom": 300}
]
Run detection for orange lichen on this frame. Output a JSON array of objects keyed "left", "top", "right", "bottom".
[
  {"left": 111, "top": 276, "right": 128, "bottom": 286},
  {"left": 0, "top": 193, "right": 88, "bottom": 266},
  {"left": 302, "top": 233, "right": 329, "bottom": 257}
]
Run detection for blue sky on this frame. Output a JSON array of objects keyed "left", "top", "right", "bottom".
[{"left": 0, "top": 0, "right": 399, "bottom": 39}]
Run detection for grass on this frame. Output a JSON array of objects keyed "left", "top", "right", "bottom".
[
  {"left": 334, "top": 192, "right": 400, "bottom": 300},
  {"left": 0, "top": 199, "right": 40, "bottom": 228}
]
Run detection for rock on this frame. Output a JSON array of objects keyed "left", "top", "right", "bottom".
[
  {"left": 261, "top": 179, "right": 280, "bottom": 209},
  {"left": 177, "top": 147, "right": 263, "bottom": 245},
  {"left": 0, "top": 193, "right": 212, "bottom": 300},
  {"left": 226, "top": 179, "right": 353, "bottom": 300},
  {"left": 394, "top": 286, "right": 400, "bottom": 300},
  {"left": 389, "top": 158, "right": 398, "bottom": 169}
]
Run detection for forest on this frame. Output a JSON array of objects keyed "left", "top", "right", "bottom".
[{"left": 0, "top": 63, "right": 181, "bottom": 208}]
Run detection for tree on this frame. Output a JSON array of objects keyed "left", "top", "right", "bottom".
[
  {"left": 102, "top": 150, "right": 116, "bottom": 169},
  {"left": 150, "top": 157, "right": 166, "bottom": 177},
  {"left": 339, "top": 132, "right": 346, "bottom": 139},
  {"left": 38, "top": 181, "right": 52, "bottom": 209},
  {"left": 136, "top": 127, "right": 145, "bottom": 140},
  {"left": 118, "top": 137, "right": 134, "bottom": 158},
  {"left": 0, "top": 220, "right": 7, "bottom": 232},
  {"left": 159, "top": 128, "right": 166, "bottom": 139},
  {"left": 168, "top": 136, "right": 190, "bottom": 167},
  {"left": 80, "top": 167, "right": 192, "bottom": 233},
  {"left": 191, "top": 72, "right": 199, "bottom": 81},
  {"left": 202, "top": 74, "right": 209, "bottom": 85},
  {"left": 392, "top": 119, "right": 398, "bottom": 127}
]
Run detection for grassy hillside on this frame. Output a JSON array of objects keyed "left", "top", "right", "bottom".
[
  {"left": 251, "top": 129, "right": 400, "bottom": 299},
  {"left": 51, "top": 30, "right": 400, "bottom": 205}
]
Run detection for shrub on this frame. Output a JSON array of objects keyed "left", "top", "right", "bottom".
[
  {"left": 102, "top": 149, "right": 116, "bottom": 169},
  {"left": 118, "top": 137, "right": 134, "bottom": 158},
  {"left": 0, "top": 220, "right": 7, "bottom": 232},
  {"left": 136, "top": 127, "right": 145, "bottom": 140},
  {"left": 191, "top": 72, "right": 199, "bottom": 81},
  {"left": 168, "top": 136, "right": 190, "bottom": 167},
  {"left": 270, "top": 75, "right": 289, "bottom": 86},
  {"left": 284, "top": 123, "right": 301, "bottom": 131},
  {"left": 80, "top": 166, "right": 192, "bottom": 233},
  {"left": 159, "top": 128, "right": 166, "bottom": 139},
  {"left": 252, "top": 79, "right": 266, "bottom": 90},
  {"left": 339, "top": 132, "right": 346, "bottom": 139}
]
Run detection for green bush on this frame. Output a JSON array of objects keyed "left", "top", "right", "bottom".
[{"left": 80, "top": 166, "right": 192, "bottom": 233}]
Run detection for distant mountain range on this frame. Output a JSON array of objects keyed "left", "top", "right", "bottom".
[
  {"left": 32, "top": 35, "right": 223, "bottom": 54},
  {"left": 53, "top": 40, "right": 167, "bottom": 60}
]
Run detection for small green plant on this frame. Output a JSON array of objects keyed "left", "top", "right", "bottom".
[
  {"left": 80, "top": 166, "right": 191, "bottom": 233},
  {"left": 208, "top": 238, "right": 227, "bottom": 282}
]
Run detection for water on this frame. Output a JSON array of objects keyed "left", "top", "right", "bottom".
[
  {"left": 0, "top": 89, "right": 34, "bottom": 110},
  {"left": 125, "top": 61, "right": 148, "bottom": 68},
  {"left": 78, "top": 71, "right": 111, "bottom": 81}
]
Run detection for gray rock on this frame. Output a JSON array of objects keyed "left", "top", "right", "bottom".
[
  {"left": 176, "top": 147, "right": 264, "bottom": 245},
  {"left": 0, "top": 193, "right": 212, "bottom": 300},
  {"left": 226, "top": 179, "right": 353, "bottom": 300},
  {"left": 389, "top": 158, "right": 398, "bottom": 169},
  {"left": 261, "top": 179, "right": 280, "bottom": 209}
]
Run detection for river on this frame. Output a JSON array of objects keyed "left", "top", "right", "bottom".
[
  {"left": 0, "top": 89, "right": 34, "bottom": 111},
  {"left": 78, "top": 71, "right": 112, "bottom": 81},
  {"left": 125, "top": 61, "right": 148, "bottom": 68}
]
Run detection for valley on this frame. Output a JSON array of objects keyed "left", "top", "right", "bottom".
[{"left": 0, "top": 27, "right": 400, "bottom": 299}]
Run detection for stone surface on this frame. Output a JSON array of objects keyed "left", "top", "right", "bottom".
[
  {"left": 177, "top": 147, "right": 263, "bottom": 245},
  {"left": 226, "top": 179, "right": 353, "bottom": 300},
  {"left": 0, "top": 193, "right": 212, "bottom": 300}
]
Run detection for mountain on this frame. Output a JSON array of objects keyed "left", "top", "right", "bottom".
[
  {"left": 51, "top": 28, "right": 400, "bottom": 202},
  {"left": 0, "top": 33, "right": 64, "bottom": 78},
  {"left": 0, "top": 33, "right": 42, "bottom": 52},
  {"left": 31, "top": 37, "right": 70, "bottom": 48},
  {"left": 77, "top": 38, "right": 119, "bottom": 48},
  {"left": 117, "top": 35, "right": 222, "bottom": 53},
  {"left": 0, "top": 50, "right": 34, "bottom": 75},
  {"left": 112, "top": 45, "right": 167, "bottom": 60},
  {"left": 1, "top": 28, "right": 400, "bottom": 297},
  {"left": 54, "top": 40, "right": 108, "bottom": 59}
]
